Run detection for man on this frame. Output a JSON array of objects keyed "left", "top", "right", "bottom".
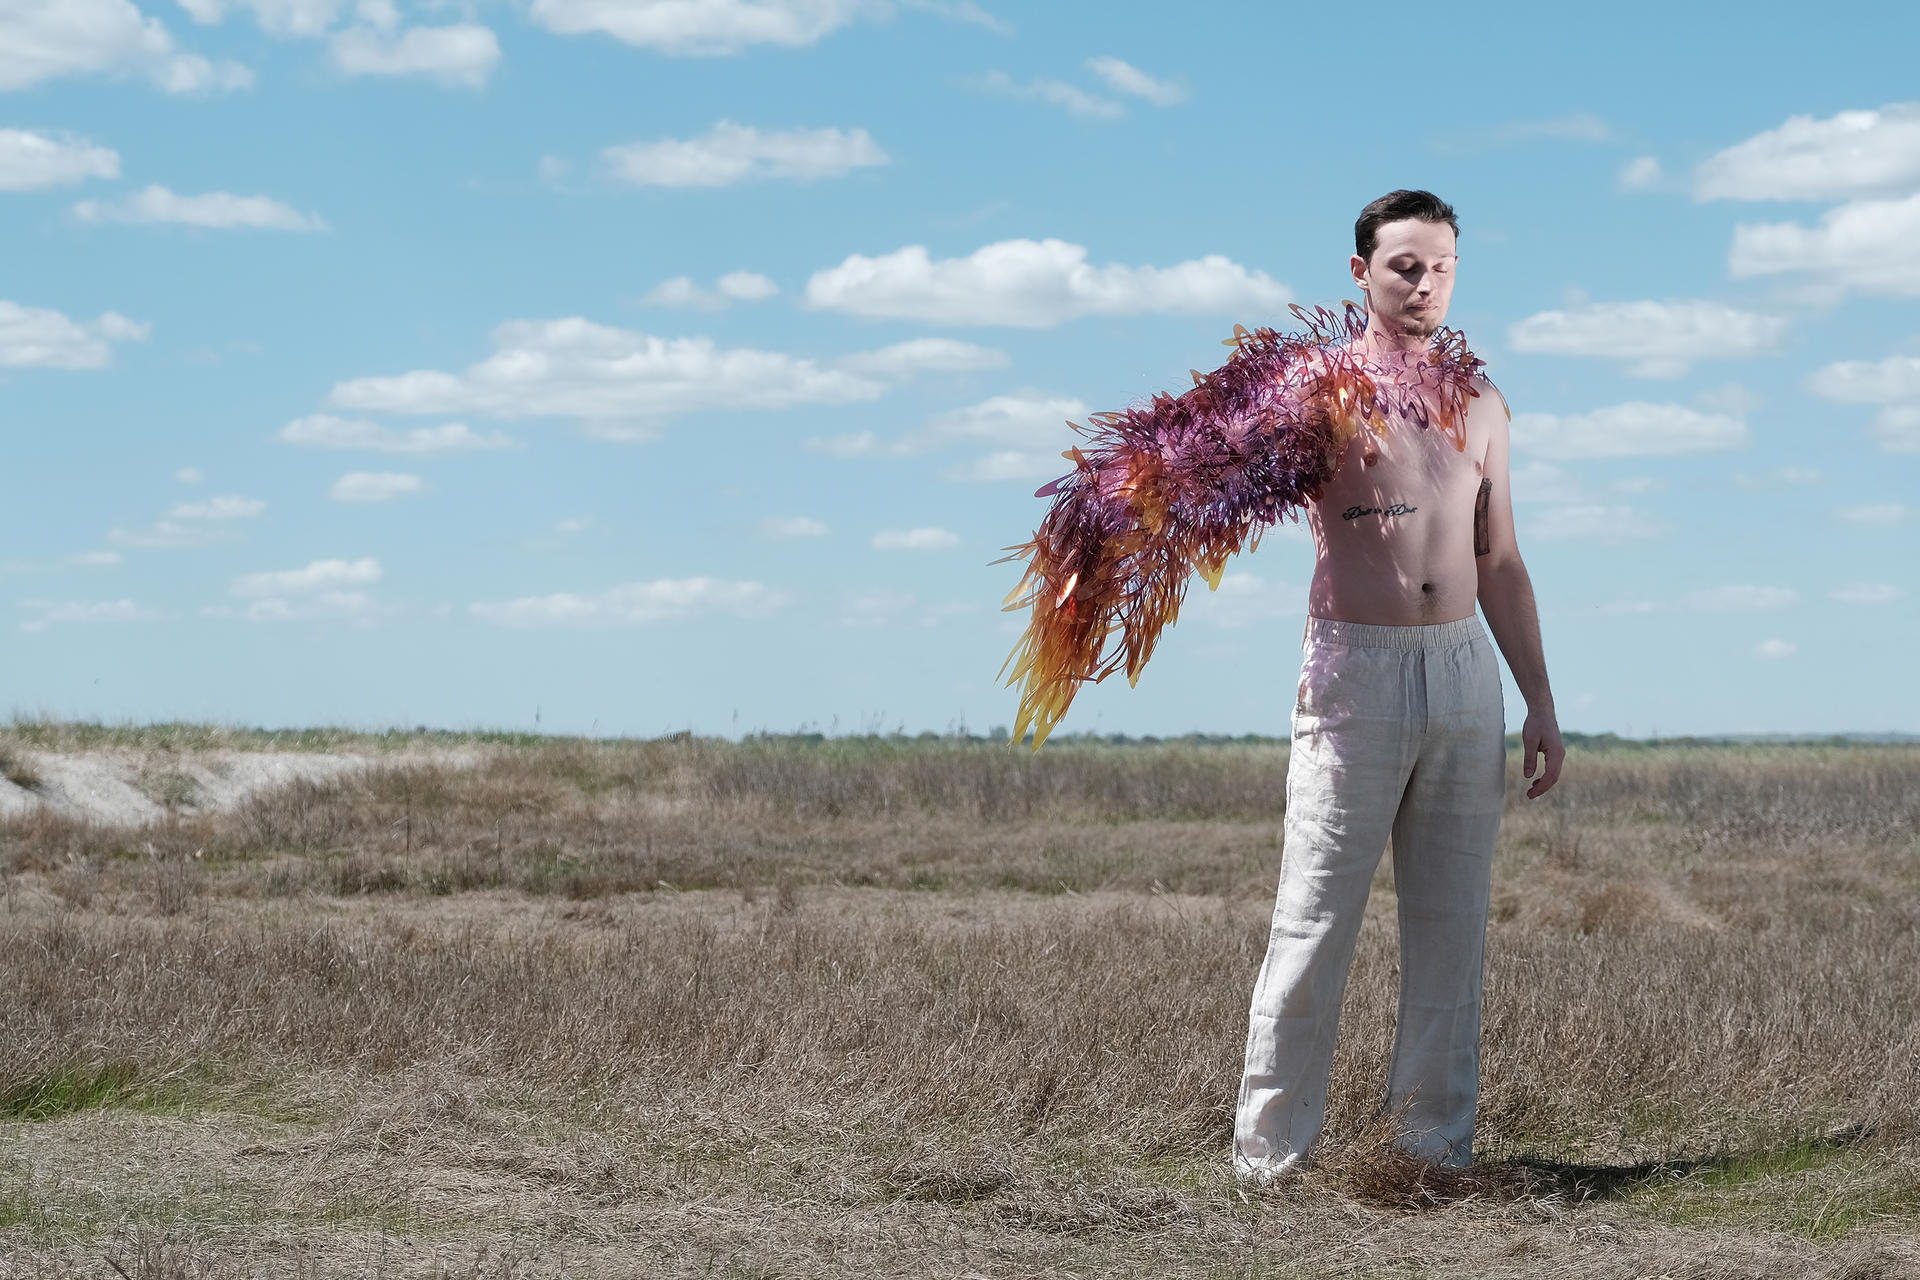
[{"left": 1232, "top": 189, "right": 1564, "bottom": 1182}]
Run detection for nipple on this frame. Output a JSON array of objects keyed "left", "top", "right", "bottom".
[{"left": 1362, "top": 447, "right": 1379, "bottom": 467}]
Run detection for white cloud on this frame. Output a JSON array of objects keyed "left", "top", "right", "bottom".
[
  {"left": 837, "top": 587, "right": 976, "bottom": 629},
  {"left": 168, "top": 495, "right": 265, "bottom": 520},
  {"left": 0, "top": 0, "right": 252, "bottom": 94},
  {"left": 0, "top": 300, "right": 148, "bottom": 369},
  {"left": 232, "top": 557, "right": 381, "bottom": 598},
  {"left": 1732, "top": 466, "right": 1821, "bottom": 490},
  {"left": 1618, "top": 155, "right": 1663, "bottom": 190},
  {"left": 1612, "top": 475, "right": 1664, "bottom": 495},
  {"left": 808, "top": 389, "right": 1084, "bottom": 479},
  {"left": 1494, "top": 113, "right": 1611, "bottom": 143},
  {"left": 641, "top": 270, "right": 779, "bottom": 309},
  {"left": 329, "top": 22, "right": 500, "bottom": 87},
  {"left": 872, "top": 526, "right": 958, "bottom": 550},
  {"left": 760, "top": 514, "right": 828, "bottom": 538},
  {"left": 211, "top": 591, "right": 376, "bottom": 623},
  {"left": 603, "top": 121, "right": 887, "bottom": 187},
  {"left": 279, "top": 414, "right": 517, "bottom": 454},
  {"left": 1808, "top": 353, "right": 1920, "bottom": 404},
  {"left": 1866, "top": 407, "right": 1920, "bottom": 452},
  {"left": 1522, "top": 504, "right": 1665, "bottom": 543},
  {"left": 471, "top": 576, "right": 789, "bottom": 626},
  {"left": 942, "top": 450, "right": 1068, "bottom": 483},
  {"left": 173, "top": 466, "right": 204, "bottom": 484},
  {"left": 221, "top": 556, "right": 384, "bottom": 623},
  {"left": 1686, "top": 585, "right": 1797, "bottom": 611},
  {"left": 833, "top": 338, "right": 1008, "bottom": 377},
  {"left": 1510, "top": 402, "right": 1748, "bottom": 459},
  {"left": 526, "top": 0, "right": 870, "bottom": 55},
  {"left": 109, "top": 493, "right": 265, "bottom": 549},
  {"left": 537, "top": 154, "right": 570, "bottom": 184},
  {"left": 72, "top": 184, "right": 328, "bottom": 231},
  {"left": 1697, "top": 103, "right": 1920, "bottom": 202},
  {"left": 1, "top": 550, "right": 122, "bottom": 574},
  {"left": 18, "top": 598, "right": 157, "bottom": 633},
  {"left": 1728, "top": 192, "right": 1920, "bottom": 297},
  {"left": 897, "top": 0, "right": 1009, "bottom": 35},
  {"left": 325, "top": 317, "right": 907, "bottom": 436},
  {"left": 0, "top": 129, "right": 119, "bottom": 190},
  {"left": 1833, "top": 502, "right": 1909, "bottom": 527},
  {"left": 1754, "top": 638, "right": 1797, "bottom": 660},
  {"left": 804, "top": 430, "right": 889, "bottom": 459},
  {"left": 177, "top": 0, "right": 348, "bottom": 37},
  {"left": 1181, "top": 571, "right": 1296, "bottom": 628},
  {"left": 328, "top": 470, "right": 422, "bottom": 502},
  {"left": 922, "top": 391, "right": 1085, "bottom": 446},
  {"left": 973, "top": 70, "right": 1121, "bottom": 120},
  {"left": 805, "top": 237, "right": 1291, "bottom": 327},
  {"left": 1831, "top": 583, "right": 1904, "bottom": 606},
  {"left": 1084, "top": 56, "right": 1184, "bottom": 106},
  {"left": 1805, "top": 352, "right": 1920, "bottom": 452},
  {"left": 1507, "top": 460, "right": 1586, "bottom": 504},
  {"left": 1506, "top": 300, "right": 1786, "bottom": 378}
]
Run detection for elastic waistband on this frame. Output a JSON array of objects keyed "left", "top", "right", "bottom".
[{"left": 1303, "top": 613, "right": 1484, "bottom": 651}]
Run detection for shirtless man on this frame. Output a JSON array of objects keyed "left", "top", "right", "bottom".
[{"left": 1232, "top": 189, "right": 1564, "bottom": 1182}]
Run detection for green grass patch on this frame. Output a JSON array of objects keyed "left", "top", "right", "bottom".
[
  {"left": 1625, "top": 1134, "right": 1916, "bottom": 1239},
  {"left": 0, "top": 1062, "right": 141, "bottom": 1121}
]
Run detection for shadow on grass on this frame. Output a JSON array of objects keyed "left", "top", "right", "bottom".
[{"left": 1503, "top": 1123, "right": 1877, "bottom": 1203}]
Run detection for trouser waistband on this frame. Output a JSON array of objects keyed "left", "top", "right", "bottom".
[{"left": 1303, "top": 613, "right": 1484, "bottom": 651}]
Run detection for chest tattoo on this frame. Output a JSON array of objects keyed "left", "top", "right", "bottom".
[{"left": 1341, "top": 502, "right": 1417, "bottom": 521}]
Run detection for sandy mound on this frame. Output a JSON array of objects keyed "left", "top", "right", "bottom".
[{"left": 0, "top": 748, "right": 478, "bottom": 828}]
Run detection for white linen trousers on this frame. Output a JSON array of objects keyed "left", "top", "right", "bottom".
[{"left": 1233, "top": 614, "right": 1506, "bottom": 1179}]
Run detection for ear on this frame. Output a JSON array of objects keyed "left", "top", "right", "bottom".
[{"left": 1349, "top": 252, "right": 1369, "bottom": 295}]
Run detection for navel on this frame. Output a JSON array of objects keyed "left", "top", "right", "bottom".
[{"left": 1420, "top": 582, "right": 1435, "bottom": 593}]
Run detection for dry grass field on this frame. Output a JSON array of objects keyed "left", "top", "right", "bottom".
[{"left": 0, "top": 721, "right": 1916, "bottom": 1278}]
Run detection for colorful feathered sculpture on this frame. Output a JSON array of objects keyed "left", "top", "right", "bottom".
[{"left": 995, "top": 301, "right": 1487, "bottom": 749}]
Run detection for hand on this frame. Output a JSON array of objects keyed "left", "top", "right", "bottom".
[{"left": 1520, "top": 707, "right": 1564, "bottom": 799}]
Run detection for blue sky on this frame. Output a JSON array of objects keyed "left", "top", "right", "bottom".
[{"left": 3, "top": 0, "right": 1917, "bottom": 739}]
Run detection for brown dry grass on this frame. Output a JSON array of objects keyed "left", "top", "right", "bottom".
[{"left": 1, "top": 733, "right": 1918, "bottom": 1278}]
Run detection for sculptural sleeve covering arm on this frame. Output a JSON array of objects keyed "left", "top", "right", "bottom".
[{"left": 994, "top": 304, "right": 1483, "bottom": 750}]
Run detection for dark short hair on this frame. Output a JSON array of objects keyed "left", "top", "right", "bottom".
[{"left": 1354, "top": 190, "right": 1459, "bottom": 264}]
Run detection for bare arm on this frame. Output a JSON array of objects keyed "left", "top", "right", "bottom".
[{"left": 1473, "top": 383, "right": 1564, "bottom": 798}]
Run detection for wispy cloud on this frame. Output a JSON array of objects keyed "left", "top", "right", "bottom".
[
  {"left": 603, "top": 122, "right": 887, "bottom": 187},
  {"left": 279, "top": 415, "right": 517, "bottom": 454},
  {"left": 1510, "top": 402, "right": 1748, "bottom": 459},
  {"left": 1083, "top": 56, "right": 1185, "bottom": 107},
  {"left": 1507, "top": 300, "right": 1786, "bottom": 378},
  {"left": 871, "top": 527, "right": 959, "bottom": 550},
  {"left": 971, "top": 70, "right": 1121, "bottom": 120},
  {"left": 73, "top": 185, "right": 328, "bottom": 231},
  {"left": 805, "top": 238, "right": 1290, "bottom": 327},
  {"left": 471, "top": 577, "right": 789, "bottom": 626},
  {"left": 0, "top": 300, "right": 148, "bottom": 369},
  {"left": 328, "top": 471, "right": 423, "bottom": 502}
]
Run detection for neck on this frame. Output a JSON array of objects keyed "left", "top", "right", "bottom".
[{"left": 1357, "top": 311, "right": 1432, "bottom": 359}]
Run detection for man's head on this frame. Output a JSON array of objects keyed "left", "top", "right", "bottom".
[{"left": 1351, "top": 189, "right": 1459, "bottom": 339}]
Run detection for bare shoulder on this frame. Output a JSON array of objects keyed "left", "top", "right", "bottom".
[{"left": 1470, "top": 372, "right": 1510, "bottom": 421}]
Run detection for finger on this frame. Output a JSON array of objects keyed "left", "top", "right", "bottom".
[{"left": 1523, "top": 738, "right": 1537, "bottom": 778}]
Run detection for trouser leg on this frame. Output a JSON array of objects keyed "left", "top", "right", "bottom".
[
  {"left": 1384, "top": 633, "right": 1506, "bottom": 1166},
  {"left": 1234, "top": 641, "right": 1415, "bottom": 1177}
]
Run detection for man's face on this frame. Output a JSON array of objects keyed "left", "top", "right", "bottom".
[{"left": 1350, "top": 218, "right": 1457, "bottom": 338}]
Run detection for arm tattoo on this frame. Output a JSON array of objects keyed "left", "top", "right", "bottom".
[{"left": 1473, "top": 477, "right": 1492, "bottom": 557}]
